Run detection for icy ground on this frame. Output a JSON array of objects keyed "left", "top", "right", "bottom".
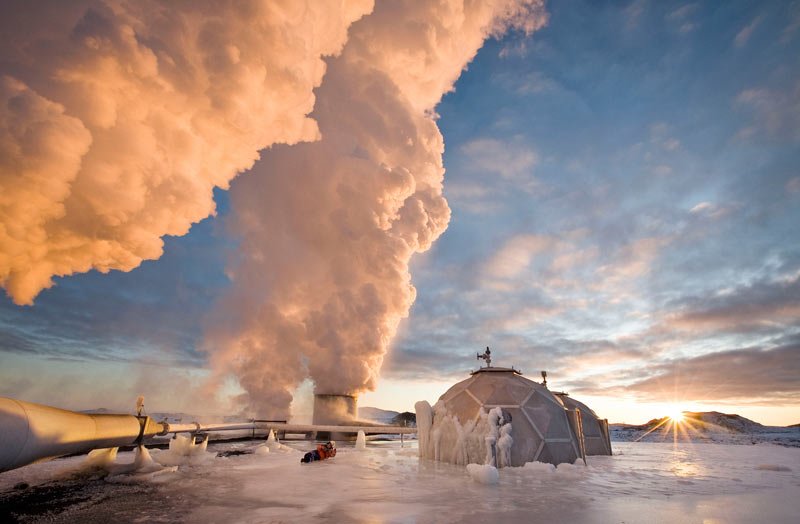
[{"left": 1, "top": 440, "right": 798, "bottom": 523}]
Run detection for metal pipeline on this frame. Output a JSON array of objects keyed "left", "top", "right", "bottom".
[
  {"left": 0, "top": 396, "right": 417, "bottom": 473},
  {"left": 0, "top": 397, "right": 163, "bottom": 473}
]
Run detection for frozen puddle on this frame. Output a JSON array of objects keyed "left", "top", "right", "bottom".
[{"left": 1, "top": 441, "right": 798, "bottom": 523}]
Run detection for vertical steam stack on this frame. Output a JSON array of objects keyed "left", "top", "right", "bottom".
[
  {"left": 313, "top": 394, "right": 358, "bottom": 440},
  {"left": 312, "top": 394, "right": 358, "bottom": 425}
]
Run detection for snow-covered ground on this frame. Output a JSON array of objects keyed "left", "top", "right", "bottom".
[{"left": 1, "top": 439, "right": 798, "bottom": 523}]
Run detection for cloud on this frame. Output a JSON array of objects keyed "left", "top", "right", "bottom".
[
  {"left": 461, "top": 137, "right": 538, "bottom": 182},
  {"left": 648, "top": 122, "right": 681, "bottom": 151},
  {"left": 594, "top": 236, "right": 671, "bottom": 292},
  {"left": 688, "top": 201, "right": 736, "bottom": 220},
  {"left": 735, "top": 83, "right": 800, "bottom": 141},
  {"left": 689, "top": 202, "right": 713, "bottom": 214},
  {"left": 203, "top": 0, "right": 549, "bottom": 418},
  {"left": 483, "top": 234, "right": 555, "bottom": 279},
  {"left": 661, "top": 274, "right": 800, "bottom": 335},
  {"left": 0, "top": 0, "right": 373, "bottom": 305},
  {"left": 445, "top": 135, "right": 543, "bottom": 213},
  {"left": 665, "top": 3, "right": 698, "bottom": 33},
  {"left": 495, "top": 70, "right": 560, "bottom": 95},
  {"left": 622, "top": 343, "right": 800, "bottom": 404},
  {"left": 623, "top": 0, "right": 646, "bottom": 32},
  {"left": 734, "top": 15, "right": 763, "bottom": 48},
  {"left": 783, "top": 4, "right": 800, "bottom": 43},
  {"left": 666, "top": 3, "right": 698, "bottom": 22}
]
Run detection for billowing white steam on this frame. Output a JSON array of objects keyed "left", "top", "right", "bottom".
[
  {"left": 0, "top": 0, "right": 372, "bottom": 304},
  {"left": 207, "top": 0, "right": 547, "bottom": 418}
]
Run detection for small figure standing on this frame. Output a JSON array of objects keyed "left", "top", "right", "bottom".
[{"left": 300, "top": 441, "right": 337, "bottom": 464}]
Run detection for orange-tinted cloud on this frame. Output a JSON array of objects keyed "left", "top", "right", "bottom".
[
  {"left": 204, "top": 0, "right": 548, "bottom": 418},
  {"left": 0, "top": 0, "right": 372, "bottom": 304}
]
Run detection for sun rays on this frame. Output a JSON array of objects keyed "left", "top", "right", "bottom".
[
  {"left": 633, "top": 408, "right": 744, "bottom": 446},
  {"left": 667, "top": 407, "right": 685, "bottom": 423}
]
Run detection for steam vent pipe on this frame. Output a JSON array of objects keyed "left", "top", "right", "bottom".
[
  {"left": 312, "top": 394, "right": 358, "bottom": 425},
  {"left": 0, "top": 397, "right": 164, "bottom": 473}
]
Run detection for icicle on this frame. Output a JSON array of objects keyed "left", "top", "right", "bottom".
[{"left": 355, "top": 430, "right": 367, "bottom": 450}]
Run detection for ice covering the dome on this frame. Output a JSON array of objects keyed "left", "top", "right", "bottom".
[{"left": 415, "top": 367, "right": 612, "bottom": 467}]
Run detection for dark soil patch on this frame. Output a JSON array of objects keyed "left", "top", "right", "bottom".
[{"left": 0, "top": 476, "right": 185, "bottom": 523}]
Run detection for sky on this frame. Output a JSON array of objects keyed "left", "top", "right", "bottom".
[{"left": 1, "top": 0, "right": 798, "bottom": 426}]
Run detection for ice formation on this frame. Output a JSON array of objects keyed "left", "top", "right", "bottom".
[
  {"left": 355, "top": 430, "right": 367, "bottom": 451},
  {"left": 264, "top": 429, "right": 293, "bottom": 452},
  {"left": 416, "top": 400, "right": 493, "bottom": 466},
  {"left": 154, "top": 434, "right": 213, "bottom": 466},
  {"left": 466, "top": 463, "right": 499, "bottom": 485},
  {"left": 85, "top": 447, "right": 119, "bottom": 470},
  {"left": 83, "top": 444, "right": 175, "bottom": 476}
]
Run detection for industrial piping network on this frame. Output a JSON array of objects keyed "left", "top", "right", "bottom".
[{"left": 0, "top": 397, "right": 416, "bottom": 473}]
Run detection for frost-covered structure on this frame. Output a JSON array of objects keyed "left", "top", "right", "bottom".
[
  {"left": 555, "top": 393, "right": 612, "bottom": 456},
  {"left": 416, "top": 367, "right": 611, "bottom": 467}
]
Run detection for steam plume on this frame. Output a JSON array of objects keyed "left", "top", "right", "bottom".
[
  {"left": 0, "top": 0, "right": 372, "bottom": 304},
  {"left": 207, "top": 0, "right": 547, "bottom": 418}
]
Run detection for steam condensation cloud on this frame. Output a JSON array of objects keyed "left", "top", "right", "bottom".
[
  {"left": 0, "top": 0, "right": 372, "bottom": 305},
  {"left": 206, "top": 0, "right": 547, "bottom": 418}
]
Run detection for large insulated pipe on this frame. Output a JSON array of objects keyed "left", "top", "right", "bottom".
[
  {"left": 0, "top": 396, "right": 417, "bottom": 473},
  {"left": 0, "top": 397, "right": 164, "bottom": 473}
]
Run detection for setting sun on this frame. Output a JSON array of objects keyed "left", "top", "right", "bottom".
[{"left": 667, "top": 408, "right": 685, "bottom": 423}]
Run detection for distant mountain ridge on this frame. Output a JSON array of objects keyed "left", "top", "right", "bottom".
[
  {"left": 611, "top": 411, "right": 799, "bottom": 447},
  {"left": 683, "top": 411, "right": 765, "bottom": 433},
  {"left": 614, "top": 411, "right": 767, "bottom": 433},
  {"left": 358, "top": 406, "right": 399, "bottom": 423}
]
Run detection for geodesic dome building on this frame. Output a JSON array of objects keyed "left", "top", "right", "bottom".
[
  {"left": 555, "top": 393, "right": 612, "bottom": 456},
  {"left": 416, "top": 367, "right": 611, "bottom": 467}
]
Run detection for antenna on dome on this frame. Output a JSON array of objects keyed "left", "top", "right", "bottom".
[
  {"left": 540, "top": 371, "right": 547, "bottom": 387},
  {"left": 477, "top": 346, "right": 492, "bottom": 367}
]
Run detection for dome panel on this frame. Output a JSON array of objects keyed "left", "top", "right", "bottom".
[
  {"left": 536, "top": 441, "right": 578, "bottom": 466},
  {"left": 442, "top": 390, "right": 481, "bottom": 423},
  {"left": 501, "top": 407, "right": 541, "bottom": 467},
  {"left": 580, "top": 414, "right": 602, "bottom": 438},
  {"left": 523, "top": 388, "right": 560, "bottom": 410},
  {"left": 556, "top": 394, "right": 612, "bottom": 455},
  {"left": 483, "top": 379, "right": 534, "bottom": 406},
  {"left": 440, "top": 376, "right": 475, "bottom": 401},
  {"left": 465, "top": 374, "right": 497, "bottom": 403},
  {"left": 542, "top": 409, "right": 572, "bottom": 440},
  {"left": 522, "top": 404, "right": 553, "bottom": 438},
  {"left": 558, "top": 395, "right": 598, "bottom": 418}
]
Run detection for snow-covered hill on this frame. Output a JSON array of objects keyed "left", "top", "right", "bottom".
[
  {"left": 358, "top": 406, "right": 399, "bottom": 423},
  {"left": 611, "top": 411, "right": 800, "bottom": 447}
]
